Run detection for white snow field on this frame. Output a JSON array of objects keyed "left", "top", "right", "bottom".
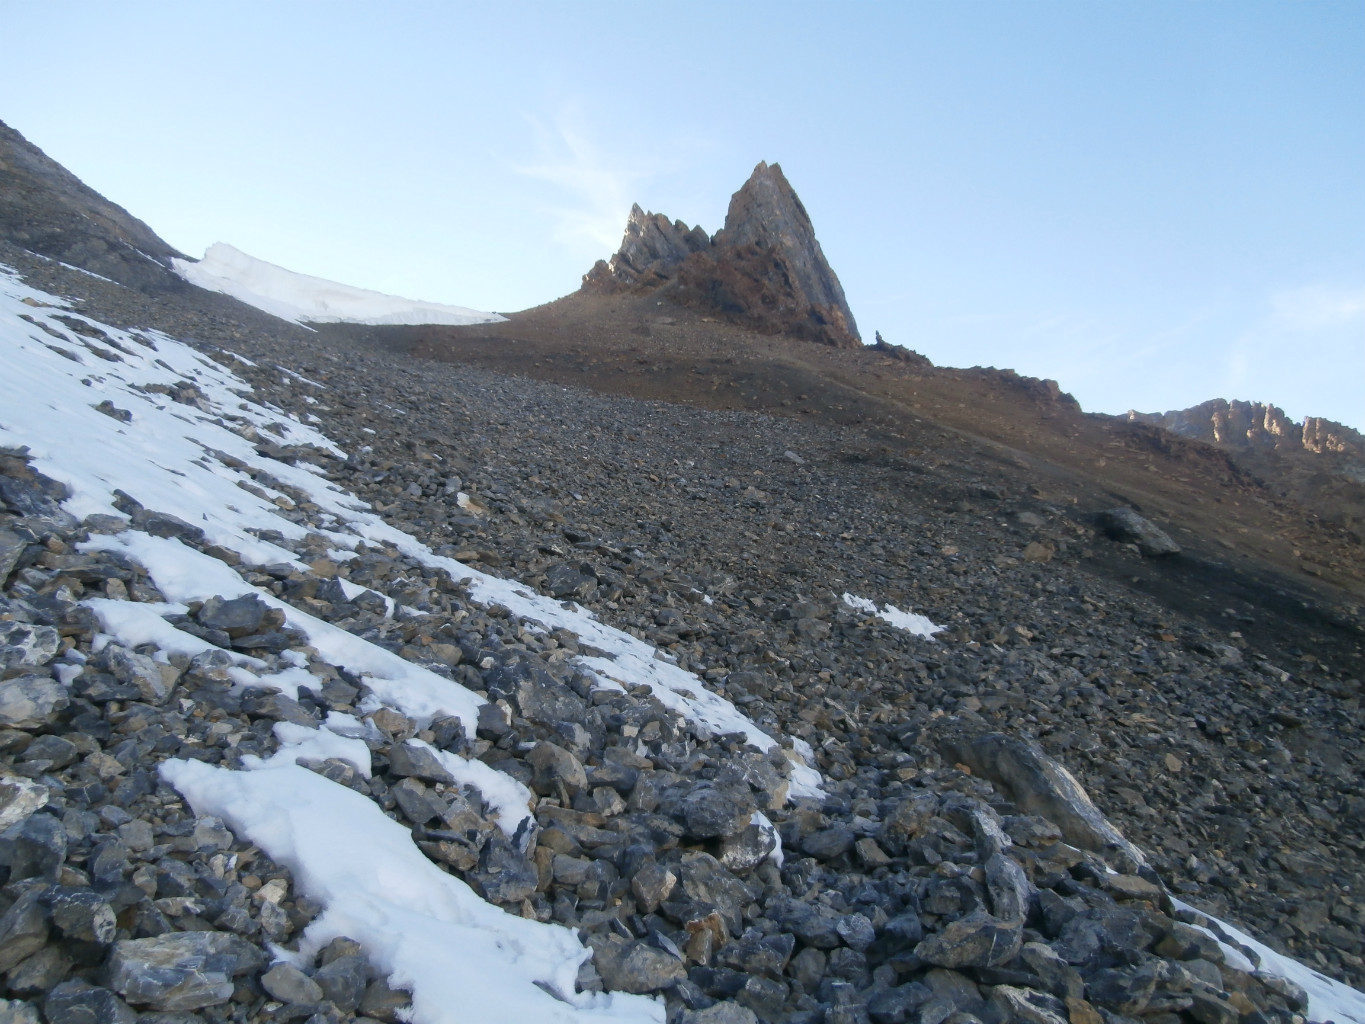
[
  {"left": 171, "top": 242, "right": 507, "bottom": 327},
  {"left": 2, "top": 262, "right": 1361, "bottom": 1022}
]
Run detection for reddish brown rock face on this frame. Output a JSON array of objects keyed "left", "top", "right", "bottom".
[{"left": 583, "top": 161, "right": 861, "bottom": 348}]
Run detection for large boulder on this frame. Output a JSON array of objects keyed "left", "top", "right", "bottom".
[
  {"left": 936, "top": 728, "right": 1146, "bottom": 869},
  {"left": 1096, "top": 508, "right": 1180, "bottom": 557}
]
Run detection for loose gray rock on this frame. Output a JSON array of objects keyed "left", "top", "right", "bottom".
[
  {"left": 104, "top": 931, "right": 266, "bottom": 1011},
  {"left": 717, "top": 931, "right": 795, "bottom": 977},
  {"left": 0, "top": 772, "right": 48, "bottom": 831},
  {"left": 587, "top": 932, "right": 686, "bottom": 994},
  {"left": 0, "top": 530, "right": 26, "bottom": 586},
  {"left": 770, "top": 896, "right": 843, "bottom": 950},
  {"left": 0, "top": 620, "right": 59, "bottom": 670},
  {"left": 262, "top": 962, "right": 324, "bottom": 1004},
  {"left": 936, "top": 729, "right": 1144, "bottom": 867},
  {"left": 1018, "top": 941, "right": 1084, "bottom": 1000},
  {"left": 1097, "top": 507, "right": 1180, "bottom": 556},
  {"left": 312, "top": 953, "right": 370, "bottom": 1011},
  {"left": 867, "top": 983, "right": 931, "bottom": 1024},
  {"left": 97, "top": 643, "right": 173, "bottom": 705},
  {"left": 990, "top": 985, "right": 1069, "bottom": 1024},
  {"left": 0, "top": 888, "right": 50, "bottom": 972},
  {"left": 913, "top": 910, "right": 1022, "bottom": 969},
  {"left": 133, "top": 509, "right": 206, "bottom": 546},
  {"left": 391, "top": 777, "right": 447, "bottom": 825},
  {"left": 0, "top": 674, "right": 67, "bottom": 728},
  {"left": 40, "top": 980, "right": 138, "bottom": 1024},
  {"left": 527, "top": 741, "right": 587, "bottom": 796},
  {"left": 878, "top": 791, "right": 939, "bottom": 852},
  {"left": 387, "top": 740, "right": 456, "bottom": 784},
  {"left": 0, "top": 997, "right": 40, "bottom": 1024},
  {"left": 1083, "top": 964, "right": 1158, "bottom": 1015},
  {"left": 196, "top": 593, "right": 270, "bottom": 637},
  {"left": 802, "top": 822, "right": 856, "bottom": 861},
  {"left": 544, "top": 563, "right": 597, "bottom": 600},
  {"left": 675, "top": 783, "right": 754, "bottom": 839},
  {"left": 680, "top": 1004, "right": 760, "bottom": 1024},
  {"left": 630, "top": 859, "right": 677, "bottom": 913},
  {"left": 678, "top": 853, "right": 753, "bottom": 935},
  {"left": 6, "top": 943, "right": 71, "bottom": 996},
  {"left": 836, "top": 913, "right": 877, "bottom": 952},
  {"left": 468, "top": 834, "right": 538, "bottom": 904},
  {"left": 22, "top": 733, "right": 78, "bottom": 770},
  {"left": 0, "top": 811, "right": 66, "bottom": 880},
  {"left": 47, "top": 886, "right": 117, "bottom": 944},
  {"left": 359, "top": 976, "right": 413, "bottom": 1021},
  {"left": 984, "top": 850, "right": 1034, "bottom": 923},
  {"left": 719, "top": 820, "right": 776, "bottom": 872}
]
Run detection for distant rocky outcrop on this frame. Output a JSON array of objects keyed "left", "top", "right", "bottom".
[
  {"left": 1127, "top": 400, "right": 1365, "bottom": 525},
  {"left": 870, "top": 330, "right": 932, "bottom": 366},
  {"left": 584, "top": 161, "right": 862, "bottom": 348},
  {"left": 0, "top": 119, "right": 185, "bottom": 291},
  {"left": 1127, "top": 399, "right": 1364, "bottom": 460}
]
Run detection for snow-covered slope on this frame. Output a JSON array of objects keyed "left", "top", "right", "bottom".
[{"left": 171, "top": 242, "right": 506, "bottom": 327}]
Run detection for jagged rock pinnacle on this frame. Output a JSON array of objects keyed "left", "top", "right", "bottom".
[{"left": 583, "top": 161, "right": 861, "bottom": 348}]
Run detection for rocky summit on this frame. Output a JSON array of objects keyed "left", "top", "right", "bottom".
[
  {"left": 1, "top": 118, "right": 1364, "bottom": 1024},
  {"left": 585, "top": 162, "right": 861, "bottom": 348},
  {"left": 1127, "top": 401, "right": 1365, "bottom": 540},
  {"left": 1128, "top": 401, "right": 1364, "bottom": 461}
]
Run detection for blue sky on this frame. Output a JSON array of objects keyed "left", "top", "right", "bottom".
[{"left": 3, "top": 1, "right": 1362, "bottom": 430}]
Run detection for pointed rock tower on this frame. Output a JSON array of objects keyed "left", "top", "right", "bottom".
[{"left": 584, "top": 161, "right": 861, "bottom": 348}]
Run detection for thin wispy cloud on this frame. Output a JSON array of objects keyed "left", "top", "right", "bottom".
[
  {"left": 510, "top": 105, "right": 666, "bottom": 254},
  {"left": 1211, "top": 282, "right": 1365, "bottom": 429},
  {"left": 1270, "top": 283, "right": 1365, "bottom": 331}
]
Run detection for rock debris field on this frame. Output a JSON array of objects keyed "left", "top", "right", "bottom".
[{"left": 0, "top": 246, "right": 1362, "bottom": 1024}]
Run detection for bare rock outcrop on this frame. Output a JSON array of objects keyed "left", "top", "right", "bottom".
[
  {"left": 1127, "top": 399, "right": 1364, "bottom": 459},
  {"left": 585, "top": 204, "right": 711, "bottom": 290},
  {"left": 584, "top": 161, "right": 862, "bottom": 348}
]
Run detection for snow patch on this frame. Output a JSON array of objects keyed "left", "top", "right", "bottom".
[
  {"left": 1173, "top": 899, "right": 1365, "bottom": 1024},
  {"left": 161, "top": 759, "right": 662, "bottom": 1024},
  {"left": 172, "top": 243, "right": 506, "bottom": 327},
  {"left": 842, "top": 592, "right": 943, "bottom": 639}
]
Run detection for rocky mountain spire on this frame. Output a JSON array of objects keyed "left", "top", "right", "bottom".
[
  {"left": 583, "top": 161, "right": 862, "bottom": 348},
  {"left": 710, "top": 161, "right": 859, "bottom": 342}
]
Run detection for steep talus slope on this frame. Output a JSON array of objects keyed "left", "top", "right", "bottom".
[
  {"left": 17, "top": 239, "right": 1363, "bottom": 991},
  {"left": 348, "top": 286, "right": 1365, "bottom": 637},
  {"left": 1, "top": 121, "right": 1363, "bottom": 1021}
]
